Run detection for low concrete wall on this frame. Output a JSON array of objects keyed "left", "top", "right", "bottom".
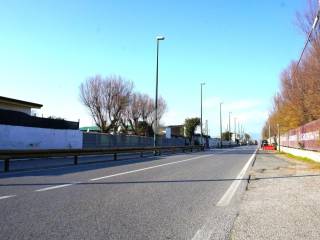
[
  {"left": 0, "top": 124, "right": 83, "bottom": 149},
  {"left": 280, "top": 146, "right": 320, "bottom": 163}
]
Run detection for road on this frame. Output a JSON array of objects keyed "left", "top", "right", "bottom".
[{"left": 0, "top": 146, "right": 257, "bottom": 240}]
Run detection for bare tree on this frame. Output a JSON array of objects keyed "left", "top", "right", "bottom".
[{"left": 80, "top": 75, "right": 133, "bottom": 133}]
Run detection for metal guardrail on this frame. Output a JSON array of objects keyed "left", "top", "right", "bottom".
[{"left": 0, "top": 145, "right": 204, "bottom": 172}]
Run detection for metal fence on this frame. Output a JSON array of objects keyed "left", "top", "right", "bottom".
[
  {"left": 83, "top": 132, "right": 186, "bottom": 148},
  {"left": 280, "top": 118, "right": 320, "bottom": 151}
]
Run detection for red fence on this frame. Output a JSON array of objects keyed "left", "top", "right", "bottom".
[{"left": 280, "top": 119, "right": 320, "bottom": 151}]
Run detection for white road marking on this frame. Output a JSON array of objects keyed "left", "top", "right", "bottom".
[
  {"left": 216, "top": 148, "right": 258, "bottom": 207},
  {"left": 191, "top": 222, "right": 214, "bottom": 240},
  {"left": 0, "top": 195, "right": 16, "bottom": 200},
  {"left": 90, "top": 155, "right": 207, "bottom": 181},
  {"left": 35, "top": 183, "right": 74, "bottom": 192}
]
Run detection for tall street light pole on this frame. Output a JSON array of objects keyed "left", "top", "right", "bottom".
[
  {"left": 200, "top": 83, "right": 205, "bottom": 146},
  {"left": 154, "top": 36, "right": 165, "bottom": 148},
  {"left": 229, "top": 112, "right": 232, "bottom": 145},
  {"left": 234, "top": 117, "right": 237, "bottom": 143},
  {"left": 220, "top": 102, "right": 223, "bottom": 148}
]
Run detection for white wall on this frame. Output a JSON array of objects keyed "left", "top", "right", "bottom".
[
  {"left": 280, "top": 146, "right": 320, "bottom": 163},
  {"left": 0, "top": 124, "right": 83, "bottom": 150}
]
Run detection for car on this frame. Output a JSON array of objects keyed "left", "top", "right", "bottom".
[{"left": 261, "top": 140, "right": 268, "bottom": 147}]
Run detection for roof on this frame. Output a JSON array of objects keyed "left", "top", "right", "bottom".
[
  {"left": 79, "top": 126, "right": 101, "bottom": 131},
  {"left": 166, "top": 125, "right": 184, "bottom": 128},
  {"left": 0, "top": 96, "right": 43, "bottom": 109}
]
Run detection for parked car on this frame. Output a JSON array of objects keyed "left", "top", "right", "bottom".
[{"left": 261, "top": 140, "right": 268, "bottom": 147}]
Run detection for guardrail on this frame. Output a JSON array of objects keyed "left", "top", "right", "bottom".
[{"left": 0, "top": 145, "right": 204, "bottom": 172}]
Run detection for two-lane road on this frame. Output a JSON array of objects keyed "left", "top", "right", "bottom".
[{"left": 0, "top": 146, "right": 257, "bottom": 240}]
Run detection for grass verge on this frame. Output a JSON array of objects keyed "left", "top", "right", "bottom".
[{"left": 279, "top": 152, "right": 320, "bottom": 169}]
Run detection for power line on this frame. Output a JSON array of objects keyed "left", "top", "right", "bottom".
[{"left": 293, "top": 6, "right": 320, "bottom": 76}]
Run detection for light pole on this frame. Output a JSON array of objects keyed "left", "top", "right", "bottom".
[
  {"left": 200, "top": 83, "right": 205, "bottom": 146},
  {"left": 154, "top": 36, "right": 165, "bottom": 148},
  {"left": 277, "top": 123, "right": 280, "bottom": 152},
  {"left": 219, "top": 102, "right": 223, "bottom": 148},
  {"left": 234, "top": 117, "right": 237, "bottom": 144},
  {"left": 228, "top": 112, "right": 232, "bottom": 146}
]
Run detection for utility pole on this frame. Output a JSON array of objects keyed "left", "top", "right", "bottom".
[
  {"left": 234, "top": 117, "right": 237, "bottom": 143},
  {"left": 153, "top": 36, "right": 165, "bottom": 148},
  {"left": 228, "top": 112, "right": 232, "bottom": 145},
  {"left": 238, "top": 122, "right": 240, "bottom": 143},
  {"left": 206, "top": 120, "right": 208, "bottom": 136},
  {"left": 200, "top": 83, "right": 205, "bottom": 146},
  {"left": 219, "top": 102, "right": 223, "bottom": 148},
  {"left": 277, "top": 123, "right": 280, "bottom": 152}
]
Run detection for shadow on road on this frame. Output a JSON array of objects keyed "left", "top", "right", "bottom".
[
  {"left": 2, "top": 173, "right": 320, "bottom": 187},
  {"left": 0, "top": 151, "right": 204, "bottom": 179}
]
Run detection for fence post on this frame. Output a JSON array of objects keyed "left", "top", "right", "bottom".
[
  {"left": 4, "top": 159, "right": 9, "bottom": 172},
  {"left": 114, "top": 153, "right": 117, "bottom": 161},
  {"left": 74, "top": 155, "right": 78, "bottom": 165}
]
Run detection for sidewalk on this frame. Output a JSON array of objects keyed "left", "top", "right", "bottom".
[{"left": 231, "top": 150, "right": 320, "bottom": 240}]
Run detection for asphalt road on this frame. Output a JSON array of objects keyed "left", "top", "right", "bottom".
[{"left": 0, "top": 146, "right": 257, "bottom": 240}]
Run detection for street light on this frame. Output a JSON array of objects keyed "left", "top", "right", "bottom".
[
  {"left": 154, "top": 35, "right": 165, "bottom": 148},
  {"left": 229, "top": 112, "right": 232, "bottom": 146},
  {"left": 200, "top": 83, "right": 205, "bottom": 146},
  {"left": 219, "top": 102, "right": 223, "bottom": 148},
  {"left": 234, "top": 117, "right": 237, "bottom": 144}
]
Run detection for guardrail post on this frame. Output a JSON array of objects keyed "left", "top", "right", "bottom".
[
  {"left": 114, "top": 153, "right": 117, "bottom": 161},
  {"left": 4, "top": 159, "right": 9, "bottom": 172},
  {"left": 74, "top": 155, "right": 78, "bottom": 165},
  {"left": 140, "top": 152, "right": 143, "bottom": 158},
  {"left": 191, "top": 147, "right": 193, "bottom": 152}
]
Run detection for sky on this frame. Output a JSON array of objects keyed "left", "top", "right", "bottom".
[{"left": 0, "top": 0, "right": 309, "bottom": 139}]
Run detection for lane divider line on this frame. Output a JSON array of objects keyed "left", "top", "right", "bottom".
[
  {"left": 0, "top": 195, "right": 16, "bottom": 200},
  {"left": 90, "top": 155, "right": 207, "bottom": 181},
  {"left": 35, "top": 183, "right": 74, "bottom": 192},
  {"left": 216, "top": 148, "right": 258, "bottom": 207}
]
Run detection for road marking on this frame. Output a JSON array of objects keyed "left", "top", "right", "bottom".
[
  {"left": 216, "top": 148, "right": 258, "bottom": 207},
  {"left": 90, "top": 155, "right": 207, "bottom": 181},
  {"left": 35, "top": 183, "right": 74, "bottom": 192},
  {"left": 191, "top": 223, "right": 214, "bottom": 240},
  {"left": 0, "top": 195, "right": 16, "bottom": 200}
]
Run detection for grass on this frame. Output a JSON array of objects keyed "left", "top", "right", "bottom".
[{"left": 279, "top": 152, "right": 320, "bottom": 169}]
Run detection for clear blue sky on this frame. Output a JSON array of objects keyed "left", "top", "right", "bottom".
[{"left": 0, "top": 0, "right": 307, "bottom": 138}]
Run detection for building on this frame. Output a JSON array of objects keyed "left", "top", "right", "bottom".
[
  {"left": 0, "top": 96, "right": 42, "bottom": 115},
  {"left": 0, "top": 96, "right": 81, "bottom": 150},
  {"left": 165, "top": 125, "right": 185, "bottom": 138}
]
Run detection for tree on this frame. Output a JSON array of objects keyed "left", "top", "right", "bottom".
[
  {"left": 184, "top": 118, "right": 200, "bottom": 143},
  {"left": 262, "top": 0, "right": 320, "bottom": 138},
  {"left": 79, "top": 75, "right": 133, "bottom": 133},
  {"left": 80, "top": 75, "right": 167, "bottom": 136},
  {"left": 244, "top": 133, "right": 251, "bottom": 141},
  {"left": 222, "top": 131, "right": 232, "bottom": 141}
]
